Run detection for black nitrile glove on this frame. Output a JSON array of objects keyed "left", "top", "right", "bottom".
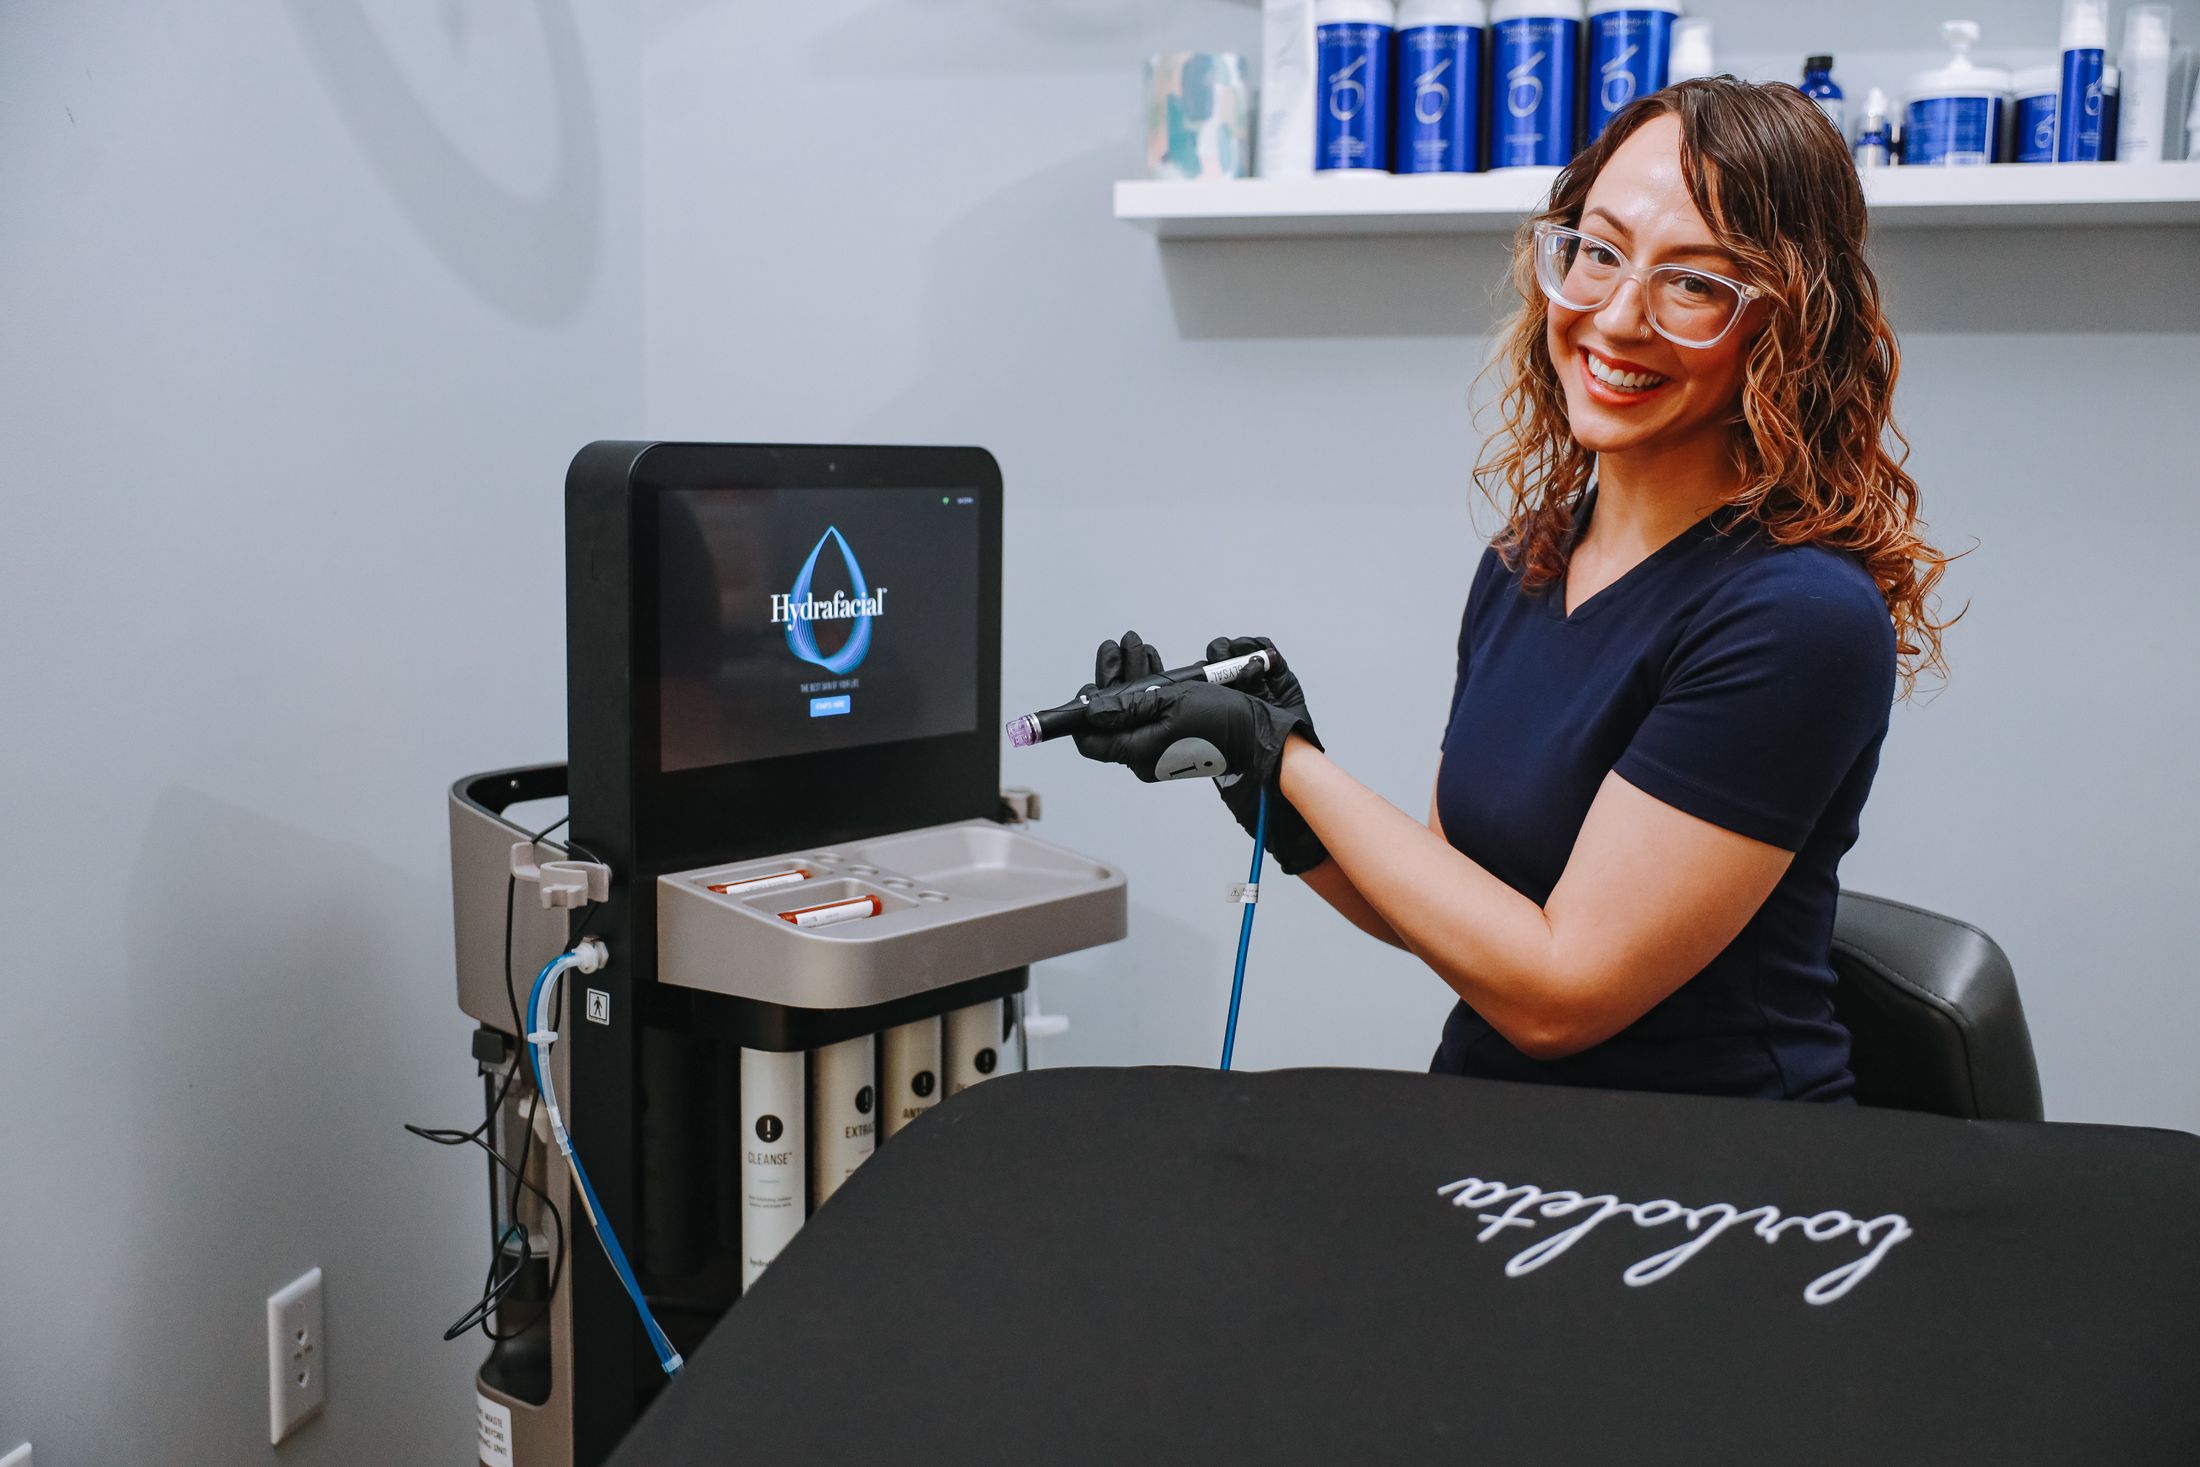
[
  {"left": 1087, "top": 629, "right": 1164, "bottom": 697},
  {"left": 1073, "top": 678, "right": 1316, "bottom": 786},
  {"left": 1204, "top": 636, "right": 1330, "bottom": 875}
]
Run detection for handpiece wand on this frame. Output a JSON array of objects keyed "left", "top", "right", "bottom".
[{"left": 1006, "top": 648, "right": 1275, "bottom": 748}]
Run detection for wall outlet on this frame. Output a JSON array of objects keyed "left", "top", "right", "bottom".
[{"left": 267, "top": 1268, "right": 326, "bottom": 1445}]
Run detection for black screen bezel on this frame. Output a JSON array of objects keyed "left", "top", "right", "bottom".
[{"left": 622, "top": 443, "right": 1003, "bottom": 872}]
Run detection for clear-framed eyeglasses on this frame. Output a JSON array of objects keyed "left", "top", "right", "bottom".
[{"left": 1531, "top": 221, "right": 1765, "bottom": 349}]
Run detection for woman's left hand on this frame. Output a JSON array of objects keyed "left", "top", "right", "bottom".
[{"left": 1073, "top": 677, "right": 1315, "bottom": 785}]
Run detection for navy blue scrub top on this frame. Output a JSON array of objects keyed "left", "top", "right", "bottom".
[{"left": 1433, "top": 490, "right": 1897, "bottom": 1102}]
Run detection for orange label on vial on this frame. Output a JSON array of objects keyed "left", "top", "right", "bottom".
[{"left": 778, "top": 895, "right": 881, "bottom": 928}]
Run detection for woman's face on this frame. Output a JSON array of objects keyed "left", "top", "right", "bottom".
[{"left": 1545, "top": 115, "right": 1764, "bottom": 463}]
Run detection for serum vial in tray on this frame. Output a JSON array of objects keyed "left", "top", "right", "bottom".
[{"left": 778, "top": 894, "right": 882, "bottom": 928}]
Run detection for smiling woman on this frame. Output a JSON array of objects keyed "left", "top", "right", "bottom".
[
  {"left": 1073, "top": 78, "right": 1957, "bottom": 1104},
  {"left": 1485, "top": 82, "right": 1954, "bottom": 690}
]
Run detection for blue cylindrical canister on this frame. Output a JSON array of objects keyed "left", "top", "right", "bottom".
[
  {"left": 1394, "top": 0, "right": 1487, "bottom": 172},
  {"left": 2012, "top": 64, "right": 2059, "bottom": 163},
  {"left": 1586, "top": 0, "right": 1678, "bottom": 141},
  {"left": 1905, "top": 95, "right": 2007, "bottom": 165},
  {"left": 1315, "top": 0, "right": 1397, "bottom": 171},
  {"left": 1490, "top": 0, "right": 1584, "bottom": 169},
  {"left": 1904, "top": 24, "right": 2010, "bottom": 167},
  {"left": 2056, "top": 0, "right": 2110, "bottom": 161}
]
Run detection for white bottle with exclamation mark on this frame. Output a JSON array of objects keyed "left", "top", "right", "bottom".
[
  {"left": 809, "top": 1033, "right": 877, "bottom": 1208},
  {"left": 740, "top": 1047, "right": 806, "bottom": 1289},
  {"left": 880, "top": 1018, "right": 942, "bottom": 1139},
  {"left": 944, "top": 999, "right": 1006, "bottom": 1096}
]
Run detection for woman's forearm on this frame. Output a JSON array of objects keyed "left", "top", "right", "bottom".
[
  {"left": 1277, "top": 736, "right": 1571, "bottom": 1054},
  {"left": 1298, "top": 857, "right": 1408, "bottom": 948}
]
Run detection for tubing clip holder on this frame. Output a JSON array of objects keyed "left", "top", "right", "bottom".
[{"left": 511, "top": 843, "right": 611, "bottom": 909}]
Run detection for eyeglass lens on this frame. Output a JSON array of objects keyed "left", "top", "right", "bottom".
[{"left": 1537, "top": 230, "right": 1743, "bottom": 345}]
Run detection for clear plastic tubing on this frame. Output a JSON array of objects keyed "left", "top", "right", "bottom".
[{"left": 1586, "top": 0, "right": 1679, "bottom": 142}]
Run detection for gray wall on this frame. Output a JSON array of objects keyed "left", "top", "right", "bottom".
[
  {"left": 644, "top": 0, "right": 2200, "bottom": 1127},
  {"left": 1, "top": 3, "right": 639, "bottom": 1462}
]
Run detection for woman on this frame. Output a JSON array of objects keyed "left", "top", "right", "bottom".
[{"left": 1074, "top": 79, "right": 1953, "bottom": 1103}]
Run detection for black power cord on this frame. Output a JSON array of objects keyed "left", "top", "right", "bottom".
[{"left": 405, "top": 811, "right": 595, "bottom": 1344}]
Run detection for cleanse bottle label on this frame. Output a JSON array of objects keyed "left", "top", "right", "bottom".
[{"left": 740, "top": 1046, "right": 806, "bottom": 1289}]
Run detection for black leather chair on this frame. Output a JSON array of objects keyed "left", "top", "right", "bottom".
[{"left": 1830, "top": 891, "right": 2045, "bottom": 1121}]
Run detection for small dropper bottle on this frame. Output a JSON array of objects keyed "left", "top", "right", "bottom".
[{"left": 1853, "top": 86, "right": 1893, "bottom": 168}]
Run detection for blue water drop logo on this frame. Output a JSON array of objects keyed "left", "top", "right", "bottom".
[{"left": 784, "top": 526, "right": 873, "bottom": 675}]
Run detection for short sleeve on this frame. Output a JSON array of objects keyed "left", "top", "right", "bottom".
[
  {"left": 1611, "top": 552, "right": 1896, "bottom": 851},
  {"left": 1444, "top": 546, "right": 1505, "bottom": 747}
]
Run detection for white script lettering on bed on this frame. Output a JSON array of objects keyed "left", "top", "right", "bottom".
[{"left": 1434, "top": 1174, "right": 1914, "bottom": 1305}]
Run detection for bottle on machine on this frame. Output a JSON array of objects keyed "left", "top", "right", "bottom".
[
  {"left": 1490, "top": 0, "right": 1585, "bottom": 169},
  {"left": 740, "top": 1047, "right": 807, "bottom": 1289},
  {"left": 808, "top": 1033, "right": 877, "bottom": 1210},
  {"left": 881, "top": 1017, "right": 944, "bottom": 1139},
  {"left": 1393, "top": 0, "right": 1487, "bottom": 172},
  {"left": 1314, "top": 0, "right": 1398, "bottom": 171},
  {"left": 944, "top": 999, "right": 1007, "bottom": 1096}
]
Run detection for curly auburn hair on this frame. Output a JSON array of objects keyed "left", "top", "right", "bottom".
[{"left": 1474, "top": 77, "right": 1957, "bottom": 695}]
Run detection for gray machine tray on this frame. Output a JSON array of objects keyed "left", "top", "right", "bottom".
[{"left": 657, "top": 819, "right": 1127, "bottom": 1009}]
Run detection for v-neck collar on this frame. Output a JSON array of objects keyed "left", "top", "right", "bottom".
[{"left": 1550, "top": 486, "right": 1730, "bottom": 624}]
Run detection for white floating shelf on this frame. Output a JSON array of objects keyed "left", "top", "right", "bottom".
[{"left": 1115, "top": 161, "right": 2200, "bottom": 239}]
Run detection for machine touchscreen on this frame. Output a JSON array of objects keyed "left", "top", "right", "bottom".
[{"left": 657, "top": 485, "right": 982, "bottom": 771}]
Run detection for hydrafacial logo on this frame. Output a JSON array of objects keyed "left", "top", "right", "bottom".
[{"left": 773, "top": 526, "right": 886, "bottom": 675}]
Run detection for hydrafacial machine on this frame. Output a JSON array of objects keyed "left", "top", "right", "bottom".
[{"left": 436, "top": 443, "right": 1126, "bottom": 1467}]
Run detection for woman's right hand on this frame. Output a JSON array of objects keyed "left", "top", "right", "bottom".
[
  {"left": 1205, "top": 635, "right": 1331, "bottom": 874},
  {"left": 1209, "top": 636, "right": 1315, "bottom": 730}
]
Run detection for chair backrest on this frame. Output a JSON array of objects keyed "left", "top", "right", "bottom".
[{"left": 1830, "top": 891, "right": 2045, "bottom": 1121}]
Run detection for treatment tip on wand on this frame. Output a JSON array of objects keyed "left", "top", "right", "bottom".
[{"left": 1005, "top": 714, "right": 1040, "bottom": 748}]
